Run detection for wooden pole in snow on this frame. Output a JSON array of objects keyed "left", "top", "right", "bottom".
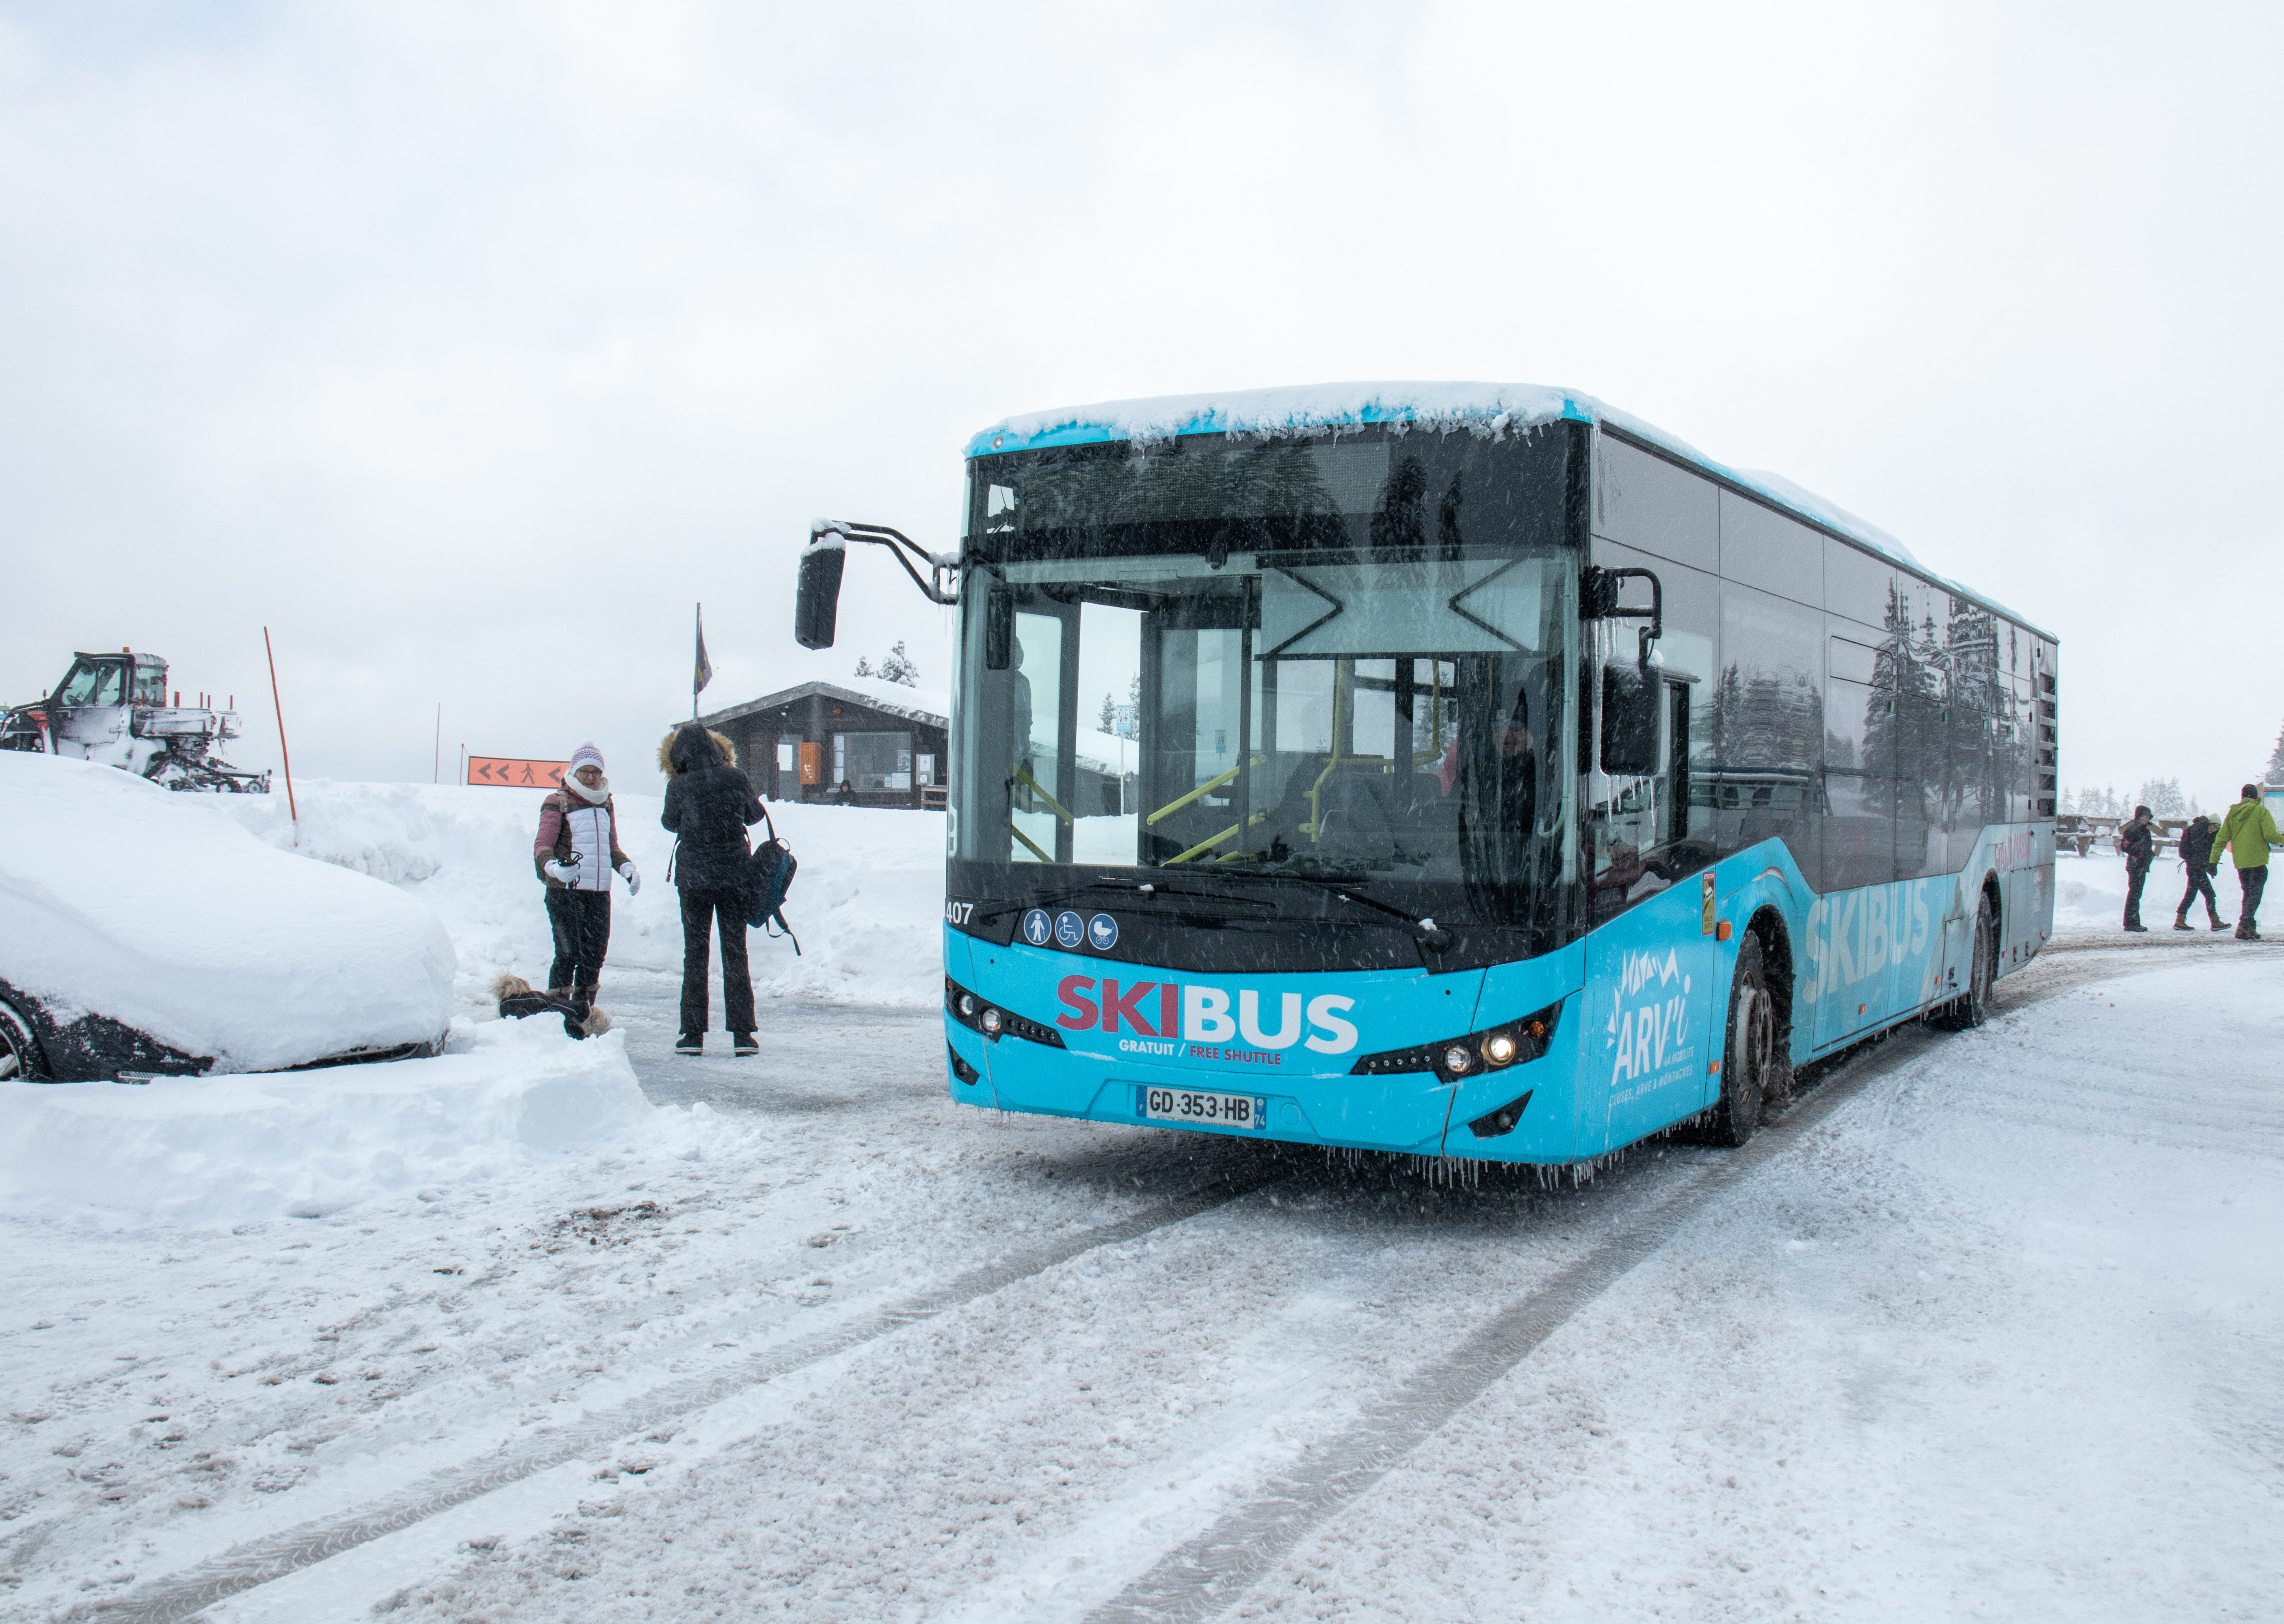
[{"left": 262, "top": 626, "right": 298, "bottom": 838}]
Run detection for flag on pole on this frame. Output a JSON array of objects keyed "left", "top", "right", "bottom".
[{"left": 693, "top": 604, "right": 714, "bottom": 717}]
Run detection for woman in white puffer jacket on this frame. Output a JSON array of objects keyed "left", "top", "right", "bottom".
[{"left": 533, "top": 741, "right": 641, "bottom": 1015}]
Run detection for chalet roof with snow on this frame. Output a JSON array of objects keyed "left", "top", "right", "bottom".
[{"left": 699, "top": 677, "right": 949, "bottom": 733}]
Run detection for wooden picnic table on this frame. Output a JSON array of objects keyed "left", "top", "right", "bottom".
[{"left": 2054, "top": 813, "right": 2189, "bottom": 858}]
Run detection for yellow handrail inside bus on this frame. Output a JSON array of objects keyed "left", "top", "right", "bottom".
[
  {"left": 1166, "top": 811, "right": 1266, "bottom": 866},
  {"left": 1014, "top": 764, "right": 1075, "bottom": 826},
  {"left": 1146, "top": 754, "right": 1267, "bottom": 827},
  {"left": 1009, "top": 820, "right": 1052, "bottom": 862}
]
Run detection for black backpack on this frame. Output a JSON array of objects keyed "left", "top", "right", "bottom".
[{"left": 744, "top": 808, "right": 801, "bottom": 953}]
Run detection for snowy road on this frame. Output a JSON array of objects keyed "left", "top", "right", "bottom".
[{"left": 6, "top": 939, "right": 2281, "bottom": 1622}]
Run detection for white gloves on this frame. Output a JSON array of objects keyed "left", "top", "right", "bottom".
[
  {"left": 619, "top": 861, "right": 641, "bottom": 895},
  {"left": 544, "top": 858, "right": 580, "bottom": 884}
]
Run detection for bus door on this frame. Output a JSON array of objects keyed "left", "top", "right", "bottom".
[
  {"left": 978, "top": 585, "right": 1082, "bottom": 863},
  {"left": 1137, "top": 584, "right": 1257, "bottom": 868},
  {"left": 1584, "top": 631, "right": 1716, "bottom": 1146}
]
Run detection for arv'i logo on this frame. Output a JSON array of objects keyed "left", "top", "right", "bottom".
[{"left": 1606, "top": 947, "right": 1691, "bottom": 1084}]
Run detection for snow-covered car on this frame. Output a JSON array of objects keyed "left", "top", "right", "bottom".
[{"left": 0, "top": 754, "right": 453, "bottom": 1081}]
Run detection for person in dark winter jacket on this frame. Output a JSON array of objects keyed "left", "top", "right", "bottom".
[
  {"left": 660, "top": 723, "right": 763, "bottom": 1055},
  {"left": 534, "top": 742, "right": 640, "bottom": 1016},
  {"left": 2117, "top": 804, "right": 2156, "bottom": 932},
  {"left": 2174, "top": 811, "right": 2229, "bottom": 932}
]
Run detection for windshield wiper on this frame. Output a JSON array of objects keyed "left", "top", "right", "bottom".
[
  {"left": 1273, "top": 876, "right": 1454, "bottom": 951},
  {"left": 1099, "top": 877, "right": 1278, "bottom": 910}
]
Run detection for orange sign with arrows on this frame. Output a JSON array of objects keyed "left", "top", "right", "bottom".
[{"left": 467, "top": 756, "right": 569, "bottom": 789}]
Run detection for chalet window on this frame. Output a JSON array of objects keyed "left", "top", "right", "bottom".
[{"left": 833, "top": 731, "right": 913, "bottom": 791}]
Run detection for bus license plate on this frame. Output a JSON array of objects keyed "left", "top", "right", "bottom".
[{"left": 1143, "top": 1087, "right": 1262, "bottom": 1129}]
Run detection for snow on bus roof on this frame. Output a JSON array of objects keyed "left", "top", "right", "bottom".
[{"left": 966, "top": 382, "right": 2048, "bottom": 639}]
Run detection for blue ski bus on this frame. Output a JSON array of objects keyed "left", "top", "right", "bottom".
[{"left": 793, "top": 384, "right": 2057, "bottom": 1160}]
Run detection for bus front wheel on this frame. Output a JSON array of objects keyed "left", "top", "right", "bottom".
[{"left": 1711, "top": 934, "right": 1775, "bottom": 1147}]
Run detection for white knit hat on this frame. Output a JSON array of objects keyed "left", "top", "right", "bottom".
[{"left": 568, "top": 741, "right": 605, "bottom": 775}]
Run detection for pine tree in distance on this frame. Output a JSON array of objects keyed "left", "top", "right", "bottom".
[
  {"left": 878, "top": 640, "right": 919, "bottom": 687},
  {"left": 857, "top": 641, "right": 920, "bottom": 687},
  {"left": 2135, "top": 777, "right": 2186, "bottom": 818},
  {"left": 2265, "top": 717, "right": 2284, "bottom": 787}
]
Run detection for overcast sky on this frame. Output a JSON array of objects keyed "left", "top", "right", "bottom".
[{"left": 3, "top": 2, "right": 2278, "bottom": 808}]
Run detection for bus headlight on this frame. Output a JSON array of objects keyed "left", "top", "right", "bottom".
[
  {"left": 1351, "top": 1000, "right": 1565, "bottom": 1084},
  {"left": 943, "top": 975, "right": 1066, "bottom": 1049}
]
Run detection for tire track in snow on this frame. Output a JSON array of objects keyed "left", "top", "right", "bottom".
[
  {"left": 1082, "top": 958, "right": 2146, "bottom": 1623},
  {"left": 1081, "top": 1020, "right": 1984, "bottom": 1624},
  {"left": 79, "top": 1168, "right": 1285, "bottom": 1624}
]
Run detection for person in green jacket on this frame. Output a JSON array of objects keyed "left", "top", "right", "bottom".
[{"left": 2211, "top": 784, "right": 2282, "bottom": 940}]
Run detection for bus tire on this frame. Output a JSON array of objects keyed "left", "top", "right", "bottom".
[
  {"left": 1936, "top": 894, "right": 1996, "bottom": 1030},
  {"left": 1711, "top": 934, "right": 1775, "bottom": 1147}
]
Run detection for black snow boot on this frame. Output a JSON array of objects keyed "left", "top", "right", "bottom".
[
  {"left": 676, "top": 1032, "right": 703, "bottom": 1054},
  {"left": 732, "top": 1032, "right": 758, "bottom": 1057}
]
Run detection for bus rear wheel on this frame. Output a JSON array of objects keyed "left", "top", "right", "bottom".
[
  {"left": 1935, "top": 895, "right": 1996, "bottom": 1030},
  {"left": 1711, "top": 934, "right": 1775, "bottom": 1147}
]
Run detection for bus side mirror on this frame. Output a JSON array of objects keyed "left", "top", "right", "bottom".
[
  {"left": 1601, "top": 661, "right": 1659, "bottom": 775},
  {"left": 1581, "top": 563, "right": 1663, "bottom": 669},
  {"left": 794, "top": 544, "right": 846, "bottom": 650},
  {"left": 984, "top": 585, "right": 1014, "bottom": 671}
]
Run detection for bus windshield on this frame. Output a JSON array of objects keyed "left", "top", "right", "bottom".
[{"left": 949, "top": 425, "right": 1583, "bottom": 939}]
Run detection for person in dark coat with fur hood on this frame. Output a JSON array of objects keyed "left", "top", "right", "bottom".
[{"left": 660, "top": 723, "right": 763, "bottom": 1056}]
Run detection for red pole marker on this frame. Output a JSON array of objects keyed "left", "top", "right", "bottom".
[{"left": 263, "top": 626, "right": 298, "bottom": 838}]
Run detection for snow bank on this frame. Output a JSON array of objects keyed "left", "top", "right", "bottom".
[
  {"left": 0, "top": 1017, "right": 736, "bottom": 1226},
  {"left": 0, "top": 754, "right": 453, "bottom": 1072},
  {"left": 222, "top": 780, "right": 947, "bottom": 1007},
  {"left": 2055, "top": 851, "right": 2134, "bottom": 933}
]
